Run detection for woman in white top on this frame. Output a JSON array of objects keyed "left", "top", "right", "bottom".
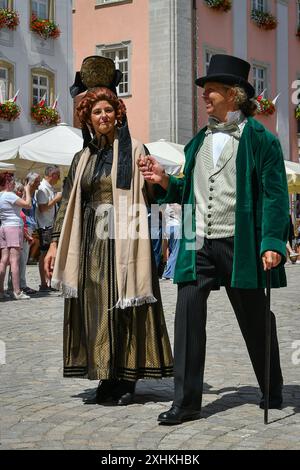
[{"left": 0, "top": 172, "right": 32, "bottom": 300}]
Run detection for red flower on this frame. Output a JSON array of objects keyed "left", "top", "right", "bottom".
[
  {"left": 30, "top": 14, "right": 60, "bottom": 40},
  {"left": 31, "top": 103, "right": 60, "bottom": 126},
  {"left": 0, "top": 8, "right": 19, "bottom": 30},
  {"left": 0, "top": 101, "right": 20, "bottom": 121}
]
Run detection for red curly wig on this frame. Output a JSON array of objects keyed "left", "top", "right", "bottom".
[{"left": 76, "top": 87, "right": 127, "bottom": 128}]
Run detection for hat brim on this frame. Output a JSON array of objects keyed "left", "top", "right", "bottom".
[{"left": 195, "top": 73, "right": 255, "bottom": 98}]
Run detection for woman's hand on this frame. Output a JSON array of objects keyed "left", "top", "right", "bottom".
[
  {"left": 261, "top": 251, "right": 282, "bottom": 271},
  {"left": 137, "top": 155, "right": 169, "bottom": 189},
  {"left": 44, "top": 242, "right": 57, "bottom": 281}
]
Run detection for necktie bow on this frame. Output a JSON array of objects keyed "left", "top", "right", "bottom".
[{"left": 206, "top": 118, "right": 241, "bottom": 140}]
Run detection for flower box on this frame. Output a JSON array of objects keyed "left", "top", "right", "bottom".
[
  {"left": 296, "top": 105, "right": 300, "bottom": 121},
  {"left": 0, "top": 8, "right": 19, "bottom": 30},
  {"left": 256, "top": 97, "right": 275, "bottom": 116},
  {"left": 30, "top": 14, "right": 60, "bottom": 40},
  {"left": 31, "top": 103, "right": 60, "bottom": 126},
  {"left": 0, "top": 100, "right": 20, "bottom": 121},
  {"left": 251, "top": 9, "right": 277, "bottom": 30},
  {"left": 203, "top": 0, "right": 231, "bottom": 12}
]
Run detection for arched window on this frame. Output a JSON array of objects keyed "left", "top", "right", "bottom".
[
  {"left": 0, "top": 60, "right": 14, "bottom": 102},
  {"left": 0, "top": 1, "right": 14, "bottom": 9},
  {"left": 30, "top": 0, "right": 55, "bottom": 21},
  {"left": 31, "top": 67, "right": 55, "bottom": 106}
]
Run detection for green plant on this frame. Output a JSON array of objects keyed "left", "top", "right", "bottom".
[
  {"left": 251, "top": 9, "right": 277, "bottom": 30},
  {"left": 203, "top": 0, "right": 232, "bottom": 12},
  {"left": 0, "top": 100, "right": 20, "bottom": 121},
  {"left": 30, "top": 14, "right": 60, "bottom": 40},
  {"left": 256, "top": 96, "right": 275, "bottom": 116},
  {"left": 0, "top": 8, "right": 19, "bottom": 30},
  {"left": 31, "top": 103, "right": 60, "bottom": 126},
  {"left": 295, "top": 104, "right": 300, "bottom": 120}
]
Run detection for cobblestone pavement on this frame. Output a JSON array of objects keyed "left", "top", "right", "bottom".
[{"left": 0, "top": 263, "right": 300, "bottom": 450}]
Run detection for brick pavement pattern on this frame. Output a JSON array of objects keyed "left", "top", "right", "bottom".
[{"left": 0, "top": 264, "right": 300, "bottom": 450}]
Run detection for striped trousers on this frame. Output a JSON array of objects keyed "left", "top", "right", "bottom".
[{"left": 173, "top": 237, "right": 283, "bottom": 411}]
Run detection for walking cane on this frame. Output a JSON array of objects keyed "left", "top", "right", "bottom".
[{"left": 264, "top": 268, "right": 271, "bottom": 425}]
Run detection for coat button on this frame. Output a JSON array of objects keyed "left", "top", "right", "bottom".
[
  {"left": 209, "top": 197, "right": 213, "bottom": 201},
  {"left": 210, "top": 178, "right": 215, "bottom": 183},
  {"left": 208, "top": 205, "right": 212, "bottom": 210},
  {"left": 208, "top": 214, "right": 211, "bottom": 218},
  {"left": 208, "top": 231, "right": 212, "bottom": 236},
  {"left": 208, "top": 222, "right": 212, "bottom": 227},
  {"left": 210, "top": 187, "right": 214, "bottom": 191}
]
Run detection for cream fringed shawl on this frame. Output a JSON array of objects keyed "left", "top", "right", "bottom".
[{"left": 51, "top": 135, "right": 157, "bottom": 309}]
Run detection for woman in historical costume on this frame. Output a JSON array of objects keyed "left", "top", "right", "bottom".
[{"left": 44, "top": 56, "right": 173, "bottom": 406}]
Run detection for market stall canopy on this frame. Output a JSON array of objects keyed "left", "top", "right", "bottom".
[
  {"left": 0, "top": 123, "right": 83, "bottom": 179},
  {"left": 0, "top": 161, "right": 16, "bottom": 173},
  {"left": 285, "top": 160, "right": 300, "bottom": 194},
  {"left": 145, "top": 139, "right": 184, "bottom": 176}
]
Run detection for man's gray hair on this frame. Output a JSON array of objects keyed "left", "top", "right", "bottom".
[
  {"left": 25, "top": 171, "right": 40, "bottom": 184},
  {"left": 14, "top": 180, "right": 24, "bottom": 194},
  {"left": 231, "top": 85, "right": 257, "bottom": 117},
  {"left": 44, "top": 165, "right": 60, "bottom": 176}
]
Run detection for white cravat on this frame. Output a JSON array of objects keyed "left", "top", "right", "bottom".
[{"left": 210, "top": 111, "right": 247, "bottom": 167}]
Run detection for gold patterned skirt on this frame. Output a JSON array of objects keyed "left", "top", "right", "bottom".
[{"left": 63, "top": 173, "right": 173, "bottom": 381}]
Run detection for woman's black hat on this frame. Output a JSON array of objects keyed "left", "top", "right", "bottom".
[
  {"left": 70, "top": 55, "right": 123, "bottom": 98},
  {"left": 195, "top": 54, "right": 255, "bottom": 98}
]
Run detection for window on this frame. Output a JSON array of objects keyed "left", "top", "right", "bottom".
[
  {"left": 203, "top": 48, "right": 226, "bottom": 74},
  {"left": 253, "top": 65, "right": 267, "bottom": 96},
  {"left": 31, "top": 68, "right": 55, "bottom": 106},
  {"left": 32, "top": 0, "right": 48, "bottom": 19},
  {"left": 252, "top": 0, "right": 265, "bottom": 12},
  {"left": 31, "top": 0, "right": 54, "bottom": 20},
  {"left": 0, "top": 68, "right": 8, "bottom": 101},
  {"left": 205, "top": 51, "right": 213, "bottom": 74},
  {"left": 0, "top": 60, "right": 14, "bottom": 101},
  {"left": 32, "top": 74, "right": 49, "bottom": 105},
  {"left": 96, "top": 0, "right": 127, "bottom": 5},
  {"left": 96, "top": 43, "right": 131, "bottom": 96},
  {"left": 0, "top": 0, "right": 14, "bottom": 8}
]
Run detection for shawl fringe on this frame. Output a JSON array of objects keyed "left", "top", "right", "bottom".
[
  {"left": 115, "top": 295, "right": 157, "bottom": 310},
  {"left": 51, "top": 279, "right": 78, "bottom": 298}
]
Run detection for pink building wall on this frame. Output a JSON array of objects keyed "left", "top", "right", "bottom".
[
  {"left": 196, "top": 0, "right": 233, "bottom": 129},
  {"left": 195, "top": 0, "right": 299, "bottom": 162},
  {"left": 72, "top": 1, "right": 299, "bottom": 161},
  {"left": 247, "top": 0, "right": 277, "bottom": 134},
  {"left": 73, "top": 0, "right": 149, "bottom": 143},
  {"left": 289, "top": 1, "right": 300, "bottom": 163}
]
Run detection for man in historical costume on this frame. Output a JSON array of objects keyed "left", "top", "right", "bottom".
[{"left": 139, "top": 54, "right": 289, "bottom": 424}]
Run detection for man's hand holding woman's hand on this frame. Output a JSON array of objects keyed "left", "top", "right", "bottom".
[{"left": 137, "top": 155, "right": 169, "bottom": 190}]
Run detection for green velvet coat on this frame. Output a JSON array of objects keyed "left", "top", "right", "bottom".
[{"left": 155, "top": 117, "right": 289, "bottom": 288}]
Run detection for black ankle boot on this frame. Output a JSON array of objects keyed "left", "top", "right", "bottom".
[
  {"left": 95, "top": 379, "right": 118, "bottom": 404},
  {"left": 112, "top": 380, "right": 136, "bottom": 406}
]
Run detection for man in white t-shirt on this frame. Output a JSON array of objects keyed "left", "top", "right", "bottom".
[{"left": 35, "top": 165, "right": 62, "bottom": 291}]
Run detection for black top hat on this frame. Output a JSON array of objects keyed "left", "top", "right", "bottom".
[
  {"left": 70, "top": 56, "right": 123, "bottom": 98},
  {"left": 195, "top": 54, "right": 255, "bottom": 98}
]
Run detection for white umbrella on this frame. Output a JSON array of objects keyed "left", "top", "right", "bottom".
[
  {"left": 0, "top": 123, "right": 83, "bottom": 179},
  {"left": 145, "top": 139, "right": 184, "bottom": 175},
  {"left": 0, "top": 161, "right": 16, "bottom": 173},
  {"left": 285, "top": 160, "right": 300, "bottom": 194}
]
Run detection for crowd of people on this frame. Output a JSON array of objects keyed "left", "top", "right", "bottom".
[{"left": 0, "top": 165, "right": 62, "bottom": 300}]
